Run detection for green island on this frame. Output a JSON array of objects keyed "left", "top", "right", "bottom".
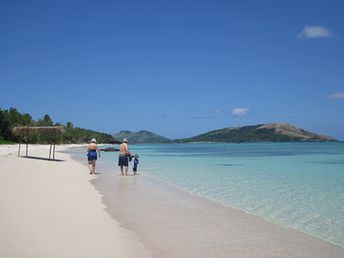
[
  {"left": 174, "top": 123, "right": 336, "bottom": 143},
  {"left": 113, "top": 130, "right": 172, "bottom": 144}
]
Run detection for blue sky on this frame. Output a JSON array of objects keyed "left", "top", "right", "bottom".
[{"left": 0, "top": 0, "right": 343, "bottom": 139}]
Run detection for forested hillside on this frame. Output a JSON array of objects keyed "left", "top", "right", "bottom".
[{"left": 0, "top": 108, "right": 116, "bottom": 144}]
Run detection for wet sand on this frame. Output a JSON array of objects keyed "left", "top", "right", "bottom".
[{"left": 90, "top": 159, "right": 344, "bottom": 258}]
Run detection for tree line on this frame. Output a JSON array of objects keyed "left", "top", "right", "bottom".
[{"left": 0, "top": 107, "right": 117, "bottom": 144}]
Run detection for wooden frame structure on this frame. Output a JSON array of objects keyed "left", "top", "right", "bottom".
[{"left": 13, "top": 126, "right": 64, "bottom": 160}]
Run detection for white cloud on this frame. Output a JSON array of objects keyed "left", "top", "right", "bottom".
[
  {"left": 298, "top": 25, "right": 332, "bottom": 39},
  {"left": 329, "top": 92, "right": 344, "bottom": 99},
  {"left": 231, "top": 108, "right": 250, "bottom": 117}
]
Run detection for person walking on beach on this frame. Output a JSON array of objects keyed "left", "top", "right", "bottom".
[
  {"left": 87, "top": 138, "right": 100, "bottom": 175},
  {"left": 118, "top": 138, "right": 130, "bottom": 175},
  {"left": 133, "top": 154, "right": 139, "bottom": 175}
]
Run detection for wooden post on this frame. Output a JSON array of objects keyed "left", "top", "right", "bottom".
[
  {"left": 25, "top": 144, "right": 28, "bottom": 157},
  {"left": 18, "top": 143, "right": 21, "bottom": 157},
  {"left": 53, "top": 144, "right": 56, "bottom": 160},
  {"left": 49, "top": 144, "right": 52, "bottom": 160}
]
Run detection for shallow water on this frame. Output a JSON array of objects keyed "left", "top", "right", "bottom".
[{"left": 71, "top": 142, "right": 344, "bottom": 247}]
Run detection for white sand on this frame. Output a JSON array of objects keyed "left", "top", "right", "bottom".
[{"left": 0, "top": 145, "right": 152, "bottom": 258}]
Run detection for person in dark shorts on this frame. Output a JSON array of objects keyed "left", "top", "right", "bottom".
[
  {"left": 133, "top": 154, "right": 139, "bottom": 175},
  {"left": 118, "top": 138, "right": 130, "bottom": 175},
  {"left": 87, "top": 138, "right": 100, "bottom": 175}
]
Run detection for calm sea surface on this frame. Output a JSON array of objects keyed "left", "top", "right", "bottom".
[{"left": 86, "top": 142, "right": 344, "bottom": 247}]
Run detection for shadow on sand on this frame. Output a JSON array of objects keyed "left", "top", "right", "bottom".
[{"left": 21, "top": 156, "right": 65, "bottom": 162}]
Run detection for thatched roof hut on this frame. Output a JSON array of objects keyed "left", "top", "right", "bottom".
[
  {"left": 13, "top": 126, "right": 65, "bottom": 160},
  {"left": 13, "top": 126, "right": 65, "bottom": 134},
  {"left": 13, "top": 126, "right": 65, "bottom": 143}
]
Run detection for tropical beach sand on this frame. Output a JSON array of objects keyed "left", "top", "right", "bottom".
[
  {"left": 0, "top": 145, "right": 152, "bottom": 258},
  {"left": 90, "top": 158, "right": 344, "bottom": 258}
]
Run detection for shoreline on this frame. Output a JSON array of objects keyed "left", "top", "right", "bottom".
[
  {"left": 0, "top": 144, "right": 152, "bottom": 258},
  {"left": 143, "top": 173, "right": 344, "bottom": 249},
  {"left": 143, "top": 171, "right": 344, "bottom": 250},
  {"left": 67, "top": 146, "right": 344, "bottom": 258}
]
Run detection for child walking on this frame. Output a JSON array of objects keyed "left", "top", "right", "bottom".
[{"left": 133, "top": 154, "right": 140, "bottom": 175}]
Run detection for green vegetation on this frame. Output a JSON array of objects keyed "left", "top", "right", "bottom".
[
  {"left": 113, "top": 130, "right": 172, "bottom": 144},
  {"left": 0, "top": 139, "right": 15, "bottom": 144},
  {"left": 63, "top": 124, "right": 117, "bottom": 144},
  {"left": 0, "top": 107, "right": 117, "bottom": 144}
]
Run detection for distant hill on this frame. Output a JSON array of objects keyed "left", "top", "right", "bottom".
[
  {"left": 113, "top": 130, "right": 172, "bottom": 144},
  {"left": 174, "top": 123, "right": 336, "bottom": 143}
]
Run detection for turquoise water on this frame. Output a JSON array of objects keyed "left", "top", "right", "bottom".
[{"left": 100, "top": 142, "right": 344, "bottom": 247}]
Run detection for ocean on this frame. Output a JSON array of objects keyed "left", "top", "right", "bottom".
[{"left": 75, "top": 142, "right": 344, "bottom": 248}]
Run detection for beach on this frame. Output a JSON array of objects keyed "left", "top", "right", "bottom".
[
  {"left": 91, "top": 158, "right": 344, "bottom": 258},
  {"left": 0, "top": 145, "right": 152, "bottom": 258},
  {"left": 1, "top": 144, "right": 344, "bottom": 258}
]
